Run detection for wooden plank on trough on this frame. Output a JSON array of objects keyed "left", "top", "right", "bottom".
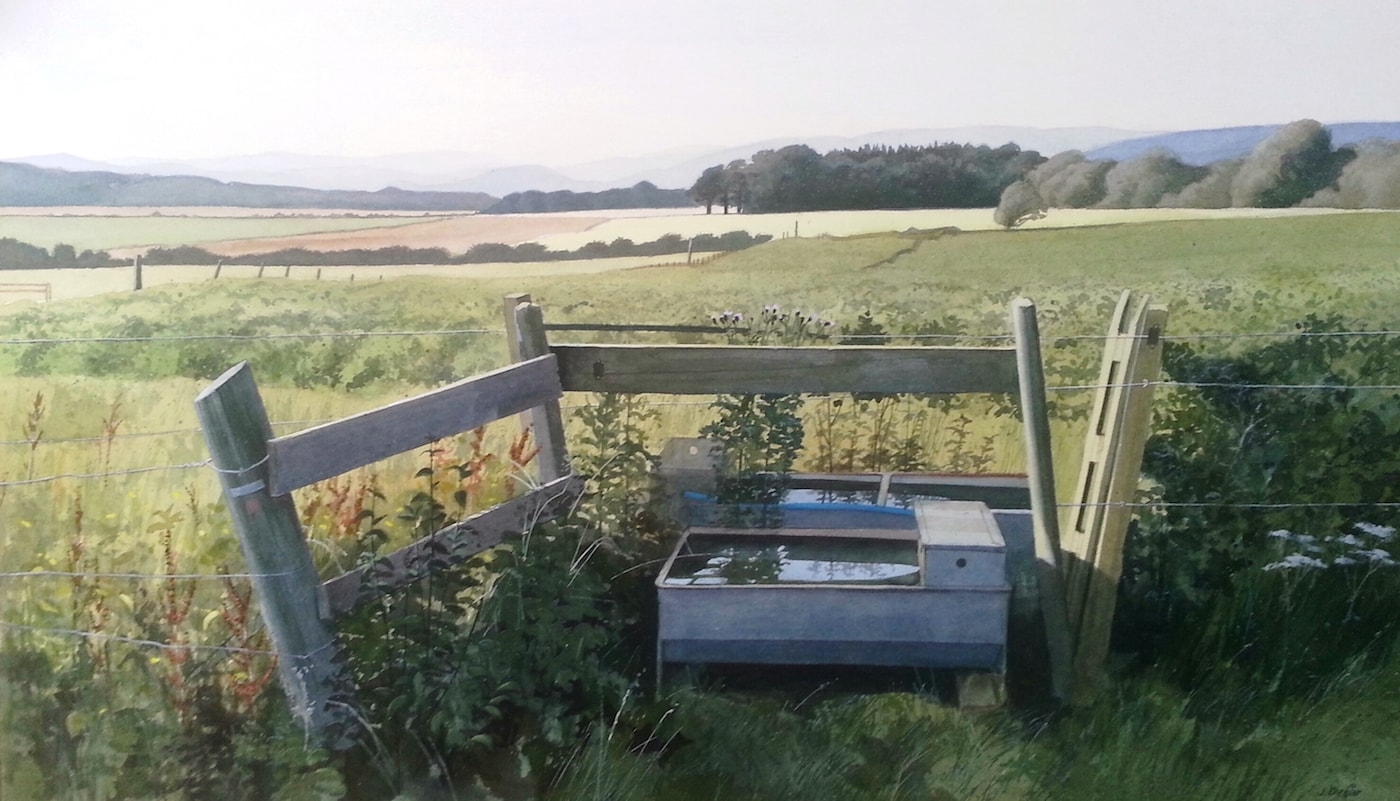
[
  {"left": 267, "top": 355, "right": 562, "bottom": 495},
  {"left": 551, "top": 345, "right": 1019, "bottom": 395},
  {"left": 321, "top": 475, "right": 582, "bottom": 617}
]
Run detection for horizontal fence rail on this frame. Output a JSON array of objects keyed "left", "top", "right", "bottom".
[
  {"left": 267, "top": 355, "right": 561, "bottom": 495},
  {"left": 551, "top": 344, "right": 1020, "bottom": 395},
  {"left": 321, "top": 475, "right": 582, "bottom": 617}
]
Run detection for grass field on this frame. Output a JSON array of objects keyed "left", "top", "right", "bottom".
[
  {"left": 3, "top": 204, "right": 1381, "bottom": 260},
  {"left": 0, "top": 211, "right": 460, "bottom": 253},
  {"left": 4, "top": 209, "right": 1400, "bottom": 799}
]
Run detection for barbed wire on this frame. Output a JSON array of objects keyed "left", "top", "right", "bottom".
[
  {"left": 0, "top": 419, "right": 332, "bottom": 448},
  {"left": 0, "top": 569, "right": 294, "bottom": 581},
  {"left": 3, "top": 326, "right": 1400, "bottom": 347},
  {"left": 0, "top": 620, "right": 306, "bottom": 659},
  {"left": 0, "top": 460, "right": 210, "bottom": 488},
  {"left": 1047, "top": 380, "right": 1400, "bottom": 392},
  {"left": 1058, "top": 500, "right": 1400, "bottom": 510}
]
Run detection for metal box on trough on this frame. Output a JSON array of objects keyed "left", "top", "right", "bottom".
[{"left": 655, "top": 499, "right": 1011, "bottom": 684}]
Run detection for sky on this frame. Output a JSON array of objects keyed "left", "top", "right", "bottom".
[{"left": 2, "top": 0, "right": 1398, "bottom": 166}]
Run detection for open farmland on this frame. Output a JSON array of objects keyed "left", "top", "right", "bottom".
[
  {"left": 4, "top": 210, "right": 1400, "bottom": 799},
  {"left": 0, "top": 208, "right": 461, "bottom": 254}
]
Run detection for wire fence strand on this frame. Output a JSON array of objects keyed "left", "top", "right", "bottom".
[
  {"left": 4, "top": 325, "right": 1400, "bottom": 347},
  {"left": 0, "top": 620, "right": 311, "bottom": 659}
]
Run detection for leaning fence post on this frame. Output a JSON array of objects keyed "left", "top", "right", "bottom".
[
  {"left": 1012, "top": 298, "right": 1075, "bottom": 704},
  {"left": 195, "top": 362, "right": 356, "bottom": 748}
]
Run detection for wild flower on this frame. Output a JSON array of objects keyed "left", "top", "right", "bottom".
[
  {"left": 1263, "top": 523, "right": 1399, "bottom": 623},
  {"left": 1354, "top": 521, "right": 1396, "bottom": 541},
  {"left": 1262, "top": 553, "right": 1326, "bottom": 571}
]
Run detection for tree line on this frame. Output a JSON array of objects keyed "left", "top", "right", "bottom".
[
  {"left": 689, "top": 142, "right": 1045, "bottom": 214},
  {"left": 995, "top": 118, "right": 1400, "bottom": 227},
  {"left": 133, "top": 231, "right": 771, "bottom": 267},
  {"left": 0, "top": 238, "right": 123, "bottom": 269},
  {"left": 483, "top": 181, "right": 693, "bottom": 214}
]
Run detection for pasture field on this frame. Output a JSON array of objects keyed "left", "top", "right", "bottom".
[
  {"left": 2, "top": 203, "right": 1377, "bottom": 261},
  {"left": 0, "top": 210, "right": 460, "bottom": 254},
  {"left": 4, "top": 210, "right": 1400, "bottom": 799}
]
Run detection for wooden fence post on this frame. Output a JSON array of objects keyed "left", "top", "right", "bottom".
[
  {"left": 503, "top": 295, "right": 570, "bottom": 482},
  {"left": 1061, "top": 292, "right": 1168, "bottom": 700},
  {"left": 195, "top": 362, "right": 356, "bottom": 748},
  {"left": 1012, "top": 298, "right": 1075, "bottom": 704},
  {"left": 214, "top": 260, "right": 223, "bottom": 280},
  {"left": 133, "top": 255, "right": 143, "bottom": 291}
]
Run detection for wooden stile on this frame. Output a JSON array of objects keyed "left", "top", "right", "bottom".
[{"left": 1060, "top": 291, "right": 1168, "bottom": 700}]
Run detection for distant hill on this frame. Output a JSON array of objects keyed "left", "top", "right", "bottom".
[
  {"left": 0, "top": 161, "right": 497, "bottom": 211},
  {"left": 1087, "top": 122, "right": 1400, "bottom": 165},
  {"left": 5, "top": 126, "right": 1154, "bottom": 197}
]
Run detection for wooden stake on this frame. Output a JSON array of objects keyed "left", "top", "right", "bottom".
[{"left": 1012, "top": 298, "right": 1074, "bottom": 704}]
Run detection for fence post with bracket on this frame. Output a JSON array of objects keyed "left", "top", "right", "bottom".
[{"left": 194, "top": 362, "right": 356, "bottom": 749}]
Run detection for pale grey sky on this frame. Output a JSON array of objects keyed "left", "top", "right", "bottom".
[{"left": 2, "top": 0, "right": 1397, "bottom": 164}]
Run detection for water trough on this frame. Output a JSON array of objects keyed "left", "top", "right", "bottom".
[{"left": 656, "top": 496, "right": 1013, "bottom": 698}]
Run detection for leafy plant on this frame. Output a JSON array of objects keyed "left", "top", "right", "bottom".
[{"left": 1122, "top": 316, "right": 1400, "bottom": 706}]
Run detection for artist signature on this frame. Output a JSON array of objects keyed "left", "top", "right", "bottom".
[{"left": 1318, "top": 784, "right": 1362, "bottom": 798}]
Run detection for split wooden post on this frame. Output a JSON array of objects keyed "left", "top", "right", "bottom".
[
  {"left": 194, "top": 362, "right": 355, "bottom": 748},
  {"left": 1061, "top": 292, "right": 1168, "bottom": 699},
  {"left": 502, "top": 294, "right": 570, "bottom": 482},
  {"left": 1011, "top": 298, "right": 1075, "bottom": 704}
]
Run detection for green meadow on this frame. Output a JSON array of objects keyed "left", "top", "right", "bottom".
[{"left": 3, "top": 210, "right": 1400, "bottom": 799}]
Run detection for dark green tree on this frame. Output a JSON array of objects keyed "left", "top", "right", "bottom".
[{"left": 690, "top": 164, "right": 726, "bottom": 214}]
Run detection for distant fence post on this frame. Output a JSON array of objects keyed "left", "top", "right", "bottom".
[
  {"left": 214, "top": 260, "right": 224, "bottom": 280},
  {"left": 1061, "top": 292, "right": 1168, "bottom": 700},
  {"left": 195, "top": 363, "right": 356, "bottom": 749},
  {"left": 133, "top": 255, "right": 143, "bottom": 291},
  {"left": 503, "top": 294, "right": 570, "bottom": 482},
  {"left": 1012, "top": 298, "right": 1075, "bottom": 704}
]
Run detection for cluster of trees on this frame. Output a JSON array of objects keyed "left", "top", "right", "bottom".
[
  {"left": 996, "top": 119, "right": 1398, "bottom": 227},
  {"left": 483, "top": 181, "right": 692, "bottom": 213},
  {"left": 0, "top": 238, "right": 122, "bottom": 269},
  {"left": 137, "top": 230, "right": 771, "bottom": 267},
  {"left": 690, "top": 143, "right": 1044, "bottom": 214}
]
